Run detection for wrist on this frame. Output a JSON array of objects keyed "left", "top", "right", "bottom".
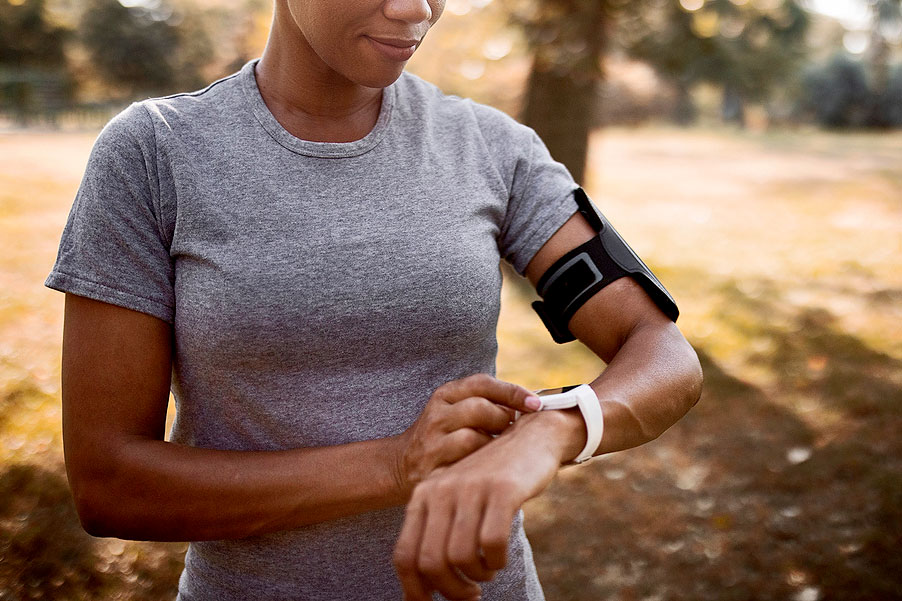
[
  {"left": 508, "top": 409, "right": 587, "bottom": 465},
  {"left": 387, "top": 433, "right": 414, "bottom": 502}
]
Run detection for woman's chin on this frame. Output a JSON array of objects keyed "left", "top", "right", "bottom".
[{"left": 348, "top": 63, "right": 408, "bottom": 89}]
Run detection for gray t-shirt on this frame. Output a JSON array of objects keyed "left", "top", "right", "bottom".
[{"left": 47, "top": 59, "right": 578, "bottom": 600}]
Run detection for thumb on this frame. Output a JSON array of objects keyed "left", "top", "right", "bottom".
[
  {"left": 499, "top": 381, "right": 543, "bottom": 413},
  {"left": 441, "top": 374, "right": 542, "bottom": 412}
]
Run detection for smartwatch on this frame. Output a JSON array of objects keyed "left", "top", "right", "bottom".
[{"left": 534, "top": 384, "right": 603, "bottom": 464}]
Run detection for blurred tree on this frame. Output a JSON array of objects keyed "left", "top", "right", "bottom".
[
  {"left": 801, "top": 53, "right": 871, "bottom": 127},
  {"left": 408, "top": 0, "right": 532, "bottom": 117},
  {"left": 864, "top": 0, "right": 902, "bottom": 126},
  {"left": 510, "top": 0, "right": 610, "bottom": 184},
  {"left": 621, "top": 0, "right": 810, "bottom": 126},
  {"left": 235, "top": 0, "right": 274, "bottom": 65},
  {"left": 0, "top": 0, "right": 70, "bottom": 69},
  {"left": 879, "top": 64, "right": 902, "bottom": 126},
  {"left": 79, "top": 0, "right": 212, "bottom": 99},
  {"left": 618, "top": 1, "right": 705, "bottom": 125},
  {"left": 171, "top": 0, "right": 271, "bottom": 76},
  {"left": 0, "top": 0, "right": 73, "bottom": 123}
]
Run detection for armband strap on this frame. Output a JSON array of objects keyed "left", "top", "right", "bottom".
[
  {"left": 532, "top": 188, "right": 679, "bottom": 343},
  {"left": 532, "top": 384, "right": 603, "bottom": 464}
]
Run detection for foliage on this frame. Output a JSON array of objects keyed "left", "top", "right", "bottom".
[
  {"left": 0, "top": 0, "right": 70, "bottom": 69},
  {"left": 800, "top": 53, "right": 902, "bottom": 128},
  {"left": 0, "top": 0, "right": 74, "bottom": 123},
  {"left": 78, "top": 0, "right": 213, "bottom": 98},
  {"left": 406, "top": 0, "right": 531, "bottom": 116},
  {"left": 800, "top": 54, "right": 869, "bottom": 127},
  {"left": 880, "top": 64, "right": 902, "bottom": 125},
  {"left": 508, "top": 0, "right": 609, "bottom": 81},
  {"left": 870, "top": 0, "right": 902, "bottom": 28},
  {"left": 620, "top": 0, "right": 810, "bottom": 124},
  {"left": 863, "top": 0, "right": 902, "bottom": 126},
  {"left": 1, "top": 0, "right": 896, "bottom": 130}
]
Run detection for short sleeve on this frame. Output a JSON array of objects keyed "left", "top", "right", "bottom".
[
  {"left": 471, "top": 104, "right": 579, "bottom": 275},
  {"left": 45, "top": 103, "right": 175, "bottom": 323}
]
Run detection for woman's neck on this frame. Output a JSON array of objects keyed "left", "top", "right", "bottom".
[{"left": 255, "top": 13, "right": 384, "bottom": 143}]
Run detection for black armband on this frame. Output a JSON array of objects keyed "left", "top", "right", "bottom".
[{"left": 532, "top": 188, "right": 679, "bottom": 344}]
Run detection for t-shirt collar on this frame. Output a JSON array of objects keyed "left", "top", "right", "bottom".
[{"left": 240, "top": 58, "right": 395, "bottom": 158}]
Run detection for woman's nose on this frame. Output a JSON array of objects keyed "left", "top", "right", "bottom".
[{"left": 383, "top": 0, "right": 433, "bottom": 24}]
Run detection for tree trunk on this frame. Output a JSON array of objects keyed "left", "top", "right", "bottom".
[
  {"left": 672, "top": 79, "right": 697, "bottom": 126},
  {"left": 721, "top": 83, "right": 746, "bottom": 127},
  {"left": 522, "top": 62, "right": 597, "bottom": 185},
  {"left": 521, "top": 0, "right": 608, "bottom": 186},
  {"left": 865, "top": 0, "right": 901, "bottom": 126},
  {"left": 866, "top": 30, "right": 891, "bottom": 127}
]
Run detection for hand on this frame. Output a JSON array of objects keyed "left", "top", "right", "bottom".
[
  {"left": 394, "top": 374, "right": 542, "bottom": 496},
  {"left": 393, "top": 410, "right": 579, "bottom": 601}
]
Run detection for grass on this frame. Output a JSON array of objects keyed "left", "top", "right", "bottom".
[{"left": 1, "top": 127, "right": 900, "bottom": 600}]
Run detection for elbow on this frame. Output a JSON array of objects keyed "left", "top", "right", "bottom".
[
  {"left": 66, "top": 438, "right": 177, "bottom": 541},
  {"left": 70, "top": 479, "right": 115, "bottom": 538},
  {"left": 67, "top": 455, "right": 140, "bottom": 539},
  {"left": 638, "top": 335, "right": 704, "bottom": 443},
  {"left": 684, "top": 341, "right": 704, "bottom": 410},
  {"left": 70, "top": 475, "right": 174, "bottom": 541},
  {"left": 665, "top": 322, "right": 704, "bottom": 413},
  {"left": 69, "top": 472, "right": 130, "bottom": 538},
  {"left": 668, "top": 335, "right": 704, "bottom": 422}
]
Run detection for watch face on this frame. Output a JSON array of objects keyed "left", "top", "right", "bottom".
[
  {"left": 535, "top": 384, "right": 580, "bottom": 397},
  {"left": 533, "top": 385, "right": 583, "bottom": 411}
]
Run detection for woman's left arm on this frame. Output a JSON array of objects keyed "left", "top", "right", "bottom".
[{"left": 393, "top": 212, "right": 703, "bottom": 601}]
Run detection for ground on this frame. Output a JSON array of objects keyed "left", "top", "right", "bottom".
[{"left": 0, "top": 126, "right": 899, "bottom": 600}]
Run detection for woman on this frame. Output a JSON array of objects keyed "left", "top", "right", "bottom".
[{"left": 46, "top": 1, "right": 703, "bottom": 600}]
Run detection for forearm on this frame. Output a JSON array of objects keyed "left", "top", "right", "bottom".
[
  {"left": 591, "top": 320, "right": 702, "bottom": 453},
  {"left": 71, "top": 434, "right": 405, "bottom": 541},
  {"left": 514, "top": 321, "right": 702, "bottom": 464}
]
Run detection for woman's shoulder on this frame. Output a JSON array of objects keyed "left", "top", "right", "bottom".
[
  {"left": 140, "top": 66, "right": 244, "bottom": 119},
  {"left": 99, "top": 65, "right": 247, "bottom": 152}
]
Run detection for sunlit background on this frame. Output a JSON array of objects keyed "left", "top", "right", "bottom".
[{"left": 1, "top": 0, "right": 900, "bottom": 599}]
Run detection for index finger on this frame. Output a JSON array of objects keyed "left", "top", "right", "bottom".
[
  {"left": 435, "top": 374, "right": 542, "bottom": 413},
  {"left": 394, "top": 498, "right": 432, "bottom": 601}
]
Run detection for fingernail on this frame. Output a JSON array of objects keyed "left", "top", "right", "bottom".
[{"left": 525, "top": 395, "right": 543, "bottom": 411}]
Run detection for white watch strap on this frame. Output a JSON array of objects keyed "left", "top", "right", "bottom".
[
  {"left": 569, "top": 384, "right": 603, "bottom": 463},
  {"left": 532, "top": 384, "right": 603, "bottom": 464}
]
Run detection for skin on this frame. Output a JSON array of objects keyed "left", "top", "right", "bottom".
[
  {"left": 60, "top": 0, "right": 703, "bottom": 599},
  {"left": 255, "top": 0, "right": 444, "bottom": 142}
]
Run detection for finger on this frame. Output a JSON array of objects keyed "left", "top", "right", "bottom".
[
  {"left": 442, "top": 396, "right": 514, "bottom": 434},
  {"left": 394, "top": 497, "right": 432, "bottom": 601},
  {"left": 437, "top": 374, "right": 541, "bottom": 413},
  {"left": 478, "top": 494, "right": 519, "bottom": 572},
  {"left": 432, "top": 428, "right": 493, "bottom": 467},
  {"left": 417, "top": 489, "right": 482, "bottom": 601},
  {"left": 447, "top": 489, "right": 497, "bottom": 583}
]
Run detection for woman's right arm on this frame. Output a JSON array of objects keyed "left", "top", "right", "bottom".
[{"left": 62, "top": 293, "right": 538, "bottom": 542}]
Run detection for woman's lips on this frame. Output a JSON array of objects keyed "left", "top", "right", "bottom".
[{"left": 366, "top": 36, "right": 419, "bottom": 62}]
